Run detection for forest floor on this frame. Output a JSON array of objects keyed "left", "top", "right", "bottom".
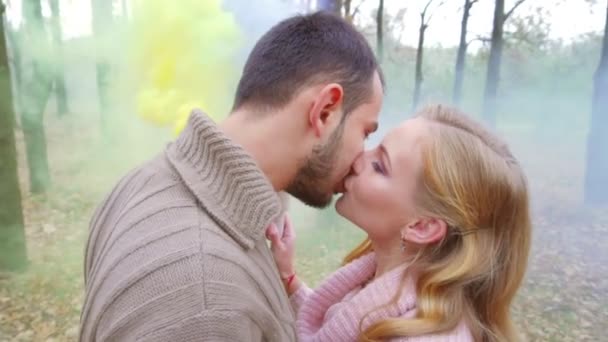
[{"left": 1, "top": 116, "right": 606, "bottom": 341}]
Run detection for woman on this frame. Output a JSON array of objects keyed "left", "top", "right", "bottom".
[{"left": 267, "top": 105, "right": 531, "bottom": 341}]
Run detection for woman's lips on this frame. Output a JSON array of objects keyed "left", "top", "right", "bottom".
[
  {"left": 343, "top": 175, "right": 354, "bottom": 193},
  {"left": 333, "top": 176, "right": 348, "bottom": 194},
  {"left": 334, "top": 166, "right": 357, "bottom": 194},
  {"left": 334, "top": 183, "right": 345, "bottom": 194}
]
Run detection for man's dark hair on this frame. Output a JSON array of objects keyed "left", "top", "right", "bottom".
[{"left": 233, "top": 12, "right": 382, "bottom": 117}]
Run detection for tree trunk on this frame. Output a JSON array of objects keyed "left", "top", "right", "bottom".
[
  {"left": 344, "top": 0, "right": 352, "bottom": 21},
  {"left": 91, "top": 0, "right": 113, "bottom": 138},
  {"left": 21, "top": 0, "right": 52, "bottom": 194},
  {"left": 49, "top": 0, "right": 69, "bottom": 117},
  {"left": 376, "top": 0, "right": 384, "bottom": 63},
  {"left": 122, "top": 0, "right": 128, "bottom": 18},
  {"left": 413, "top": 17, "right": 427, "bottom": 110},
  {"left": 0, "top": 4, "right": 28, "bottom": 271},
  {"left": 95, "top": 61, "right": 111, "bottom": 136},
  {"left": 482, "top": 0, "right": 505, "bottom": 127},
  {"left": 584, "top": 3, "right": 608, "bottom": 206},
  {"left": 453, "top": 0, "right": 473, "bottom": 105},
  {"left": 317, "top": 0, "right": 342, "bottom": 16},
  {"left": 6, "top": 24, "right": 23, "bottom": 125}
]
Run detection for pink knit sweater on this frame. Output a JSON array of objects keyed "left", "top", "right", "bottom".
[{"left": 290, "top": 253, "right": 473, "bottom": 341}]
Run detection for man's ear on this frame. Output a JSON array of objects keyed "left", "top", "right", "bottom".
[
  {"left": 307, "top": 83, "right": 344, "bottom": 138},
  {"left": 401, "top": 218, "right": 448, "bottom": 245}
]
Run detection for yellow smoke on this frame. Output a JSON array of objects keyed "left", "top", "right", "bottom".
[{"left": 129, "top": 0, "right": 242, "bottom": 134}]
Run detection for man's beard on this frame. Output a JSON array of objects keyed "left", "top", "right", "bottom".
[{"left": 286, "top": 122, "right": 344, "bottom": 208}]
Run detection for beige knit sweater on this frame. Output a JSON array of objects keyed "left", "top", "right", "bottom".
[{"left": 79, "top": 110, "right": 296, "bottom": 341}]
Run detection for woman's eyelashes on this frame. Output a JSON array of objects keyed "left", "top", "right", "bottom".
[{"left": 372, "top": 161, "right": 386, "bottom": 175}]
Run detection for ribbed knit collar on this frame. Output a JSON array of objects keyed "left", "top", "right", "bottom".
[
  {"left": 297, "top": 252, "right": 416, "bottom": 341},
  {"left": 166, "top": 109, "right": 282, "bottom": 249},
  {"left": 296, "top": 253, "right": 473, "bottom": 341}
]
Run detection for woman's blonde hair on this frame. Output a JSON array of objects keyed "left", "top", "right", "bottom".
[{"left": 344, "top": 105, "right": 531, "bottom": 342}]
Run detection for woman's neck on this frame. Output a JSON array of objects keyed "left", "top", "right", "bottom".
[{"left": 370, "top": 239, "right": 417, "bottom": 279}]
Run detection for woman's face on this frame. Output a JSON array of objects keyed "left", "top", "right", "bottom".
[{"left": 335, "top": 117, "right": 429, "bottom": 242}]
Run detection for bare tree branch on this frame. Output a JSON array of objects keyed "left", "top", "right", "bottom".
[
  {"left": 467, "top": 28, "right": 536, "bottom": 47},
  {"left": 351, "top": 0, "right": 368, "bottom": 19},
  {"left": 457, "top": 0, "right": 480, "bottom": 17},
  {"left": 421, "top": 0, "right": 434, "bottom": 17},
  {"left": 468, "top": 35, "right": 492, "bottom": 46},
  {"left": 425, "top": 0, "right": 446, "bottom": 25},
  {"left": 505, "top": 0, "right": 527, "bottom": 20},
  {"left": 392, "top": 8, "right": 408, "bottom": 43}
]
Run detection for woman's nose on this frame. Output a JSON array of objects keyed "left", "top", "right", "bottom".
[{"left": 352, "top": 150, "right": 370, "bottom": 175}]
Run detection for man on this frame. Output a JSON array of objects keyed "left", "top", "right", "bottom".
[{"left": 80, "top": 12, "right": 383, "bottom": 341}]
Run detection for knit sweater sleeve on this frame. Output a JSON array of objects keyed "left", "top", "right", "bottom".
[
  {"left": 137, "top": 309, "right": 265, "bottom": 341},
  {"left": 289, "top": 283, "right": 314, "bottom": 314}
]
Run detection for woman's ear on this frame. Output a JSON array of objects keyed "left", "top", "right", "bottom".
[{"left": 401, "top": 218, "right": 448, "bottom": 245}]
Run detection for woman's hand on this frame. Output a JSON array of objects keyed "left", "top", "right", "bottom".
[{"left": 266, "top": 214, "right": 296, "bottom": 280}]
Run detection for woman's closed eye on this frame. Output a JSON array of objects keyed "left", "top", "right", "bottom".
[{"left": 372, "top": 161, "right": 386, "bottom": 175}]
